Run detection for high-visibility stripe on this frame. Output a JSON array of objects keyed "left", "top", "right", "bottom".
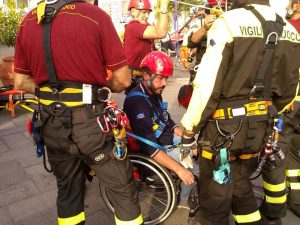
[
  {"left": 202, "top": 150, "right": 213, "bottom": 160},
  {"left": 58, "top": 212, "right": 85, "bottom": 225},
  {"left": 286, "top": 169, "right": 300, "bottom": 177},
  {"left": 39, "top": 99, "right": 84, "bottom": 107},
  {"left": 263, "top": 181, "right": 286, "bottom": 192},
  {"left": 295, "top": 96, "right": 300, "bottom": 102},
  {"left": 232, "top": 210, "right": 261, "bottom": 223},
  {"left": 265, "top": 194, "right": 287, "bottom": 204},
  {"left": 115, "top": 214, "right": 143, "bottom": 225},
  {"left": 40, "top": 87, "right": 83, "bottom": 93},
  {"left": 286, "top": 181, "right": 300, "bottom": 190}
]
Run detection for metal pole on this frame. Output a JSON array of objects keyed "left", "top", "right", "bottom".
[{"left": 170, "top": 0, "right": 212, "bottom": 11}]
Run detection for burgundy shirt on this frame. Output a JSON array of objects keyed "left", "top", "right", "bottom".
[
  {"left": 124, "top": 20, "right": 154, "bottom": 69},
  {"left": 14, "top": 2, "right": 127, "bottom": 86},
  {"left": 289, "top": 18, "right": 300, "bottom": 33}
]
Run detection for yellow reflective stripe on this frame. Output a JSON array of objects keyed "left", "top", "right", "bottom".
[
  {"left": 286, "top": 169, "right": 300, "bottom": 177},
  {"left": 58, "top": 212, "right": 85, "bottom": 225},
  {"left": 39, "top": 87, "right": 83, "bottom": 93},
  {"left": 286, "top": 181, "right": 300, "bottom": 190},
  {"left": 115, "top": 214, "right": 143, "bottom": 225},
  {"left": 265, "top": 194, "right": 287, "bottom": 204},
  {"left": 232, "top": 210, "right": 261, "bottom": 223},
  {"left": 202, "top": 150, "right": 213, "bottom": 160},
  {"left": 295, "top": 96, "right": 300, "bottom": 102},
  {"left": 39, "top": 99, "right": 84, "bottom": 107},
  {"left": 263, "top": 181, "right": 286, "bottom": 192}
]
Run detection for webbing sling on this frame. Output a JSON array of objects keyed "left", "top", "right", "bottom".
[
  {"left": 245, "top": 6, "right": 285, "bottom": 100},
  {"left": 39, "top": 0, "right": 84, "bottom": 93}
]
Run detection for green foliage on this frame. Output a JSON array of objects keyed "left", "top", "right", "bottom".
[
  {"left": 154, "top": 0, "right": 206, "bottom": 31},
  {"left": 167, "top": 0, "right": 205, "bottom": 15},
  {"left": 0, "top": 0, "right": 24, "bottom": 47}
]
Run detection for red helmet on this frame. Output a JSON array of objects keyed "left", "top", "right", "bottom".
[
  {"left": 140, "top": 51, "right": 173, "bottom": 77},
  {"left": 207, "top": 0, "right": 227, "bottom": 5},
  {"left": 128, "top": 0, "right": 152, "bottom": 11}
]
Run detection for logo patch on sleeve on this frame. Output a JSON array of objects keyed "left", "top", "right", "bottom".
[
  {"left": 209, "top": 39, "right": 216, "bottom": 46},
  {"left": 136, "top": 113, "right": 145, "bottom": 119}
]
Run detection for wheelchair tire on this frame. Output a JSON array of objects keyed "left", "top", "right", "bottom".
[{"left": 99, "top": 153, "right": 177, "bottom": 225}]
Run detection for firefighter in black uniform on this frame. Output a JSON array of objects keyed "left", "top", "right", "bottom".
[
  {"left": 180, "top": 0, "right": 300, "bottom": 225},
  {"left": 279, "top": 0, "right": 300, "bottom": 218}
]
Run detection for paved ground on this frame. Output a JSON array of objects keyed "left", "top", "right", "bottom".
[{"left": 0, "top": 46, "right": 299, "bottom": 225}]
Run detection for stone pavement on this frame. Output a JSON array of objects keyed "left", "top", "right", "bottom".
[{"left": 0, "top": 47, "right": 299, "bottom": 225}]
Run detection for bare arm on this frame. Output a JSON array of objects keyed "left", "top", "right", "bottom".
[
  {"left": 106, "top": 65, "right": 131, "bottom": 93},
  {"left": 14, "top": 73, "right": 36, "bottom": 94},
  {"left": 143, "top": 0, "right": 170, "bottom": 39},
  {"left": 153, "top": 150, "right": 194, "bottom": 185},
  {"left": 190, "top": 14, "right": 216, "bottom": 44}
]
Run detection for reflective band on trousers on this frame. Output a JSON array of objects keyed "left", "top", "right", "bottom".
[
  {"left": 265, "top": 194, "right": 287, "bottom": 204},
  {"left": 263, "top": 181, "right": 286, "bottom": 192},
  {"left": 232, "top": 210, "right": 261, "bottom": 223},
  {"left": 286, "top": 169, "right": 300, "bottom": 177},
  {"left": 115, "top": 214, "right": 143, "bottom": 225},
  {"left": 287, "top": 181, "right": 300, "bottom": 190},
  {"left": 58, "top": 212, "right": 85, "bottom": 225}
]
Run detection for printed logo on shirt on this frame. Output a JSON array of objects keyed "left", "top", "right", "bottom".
[{"left": 136, "top": 113, "right": 145, "bottom": 119}]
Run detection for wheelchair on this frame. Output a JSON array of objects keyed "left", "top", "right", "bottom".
[{"left": 99, "top": 153, "right": 179, "bottom": 225}]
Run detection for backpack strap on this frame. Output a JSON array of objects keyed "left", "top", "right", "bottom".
[
  {"left": 245, "top": 6, "right": 285, "bottom": 100},
  {"left": 37, "top": 0, "right": 85, "bottom": 93}
]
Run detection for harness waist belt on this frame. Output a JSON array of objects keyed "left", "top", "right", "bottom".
[
  {"left": 38, "top": 84, "right": 102, "bottom": 107},
  {"left": 202, "top": 149, "right": 259, "bottom": 161},
  {"left": 130, "top": 67, "right": 142, "bottom": 77},
  {"left": 212, "top": 100, "right": 272, "bottom": 120}
]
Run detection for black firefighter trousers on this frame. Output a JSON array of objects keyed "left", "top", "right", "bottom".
[{"left": 40, "top": 104, "right": 142, "bottom": 225}]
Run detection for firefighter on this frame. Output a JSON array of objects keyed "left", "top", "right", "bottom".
[
  {"left": 180, "top": 0, "right": 300, "bottom": 225},
  {"left": 124, "top": 0, "right": 170, "bottom": 93},
  {"left": 280, "top": 0, "right": 300, "bottom": 218},
  {"left": 13, "top": 1, "right": 142, "bottom": 224}
]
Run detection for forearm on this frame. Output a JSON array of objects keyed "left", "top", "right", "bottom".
[
  {"left": 190, "top": 26, "right": 207, "bottom": 44},
  {"left": 153, "top": 150, "right": 181, "bottom": 174},
  {"left": 14, "top": 73, "right": 36, "bottom": 94},
  {"left": 154, "top": 0, "right": 169, "bottom": 38}
]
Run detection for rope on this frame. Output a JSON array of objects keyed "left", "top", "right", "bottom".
[{"left": 173, "top": 0, "right": 180, "bottom": 61}]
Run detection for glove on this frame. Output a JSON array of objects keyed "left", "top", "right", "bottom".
[{"left": 180, "top": 136, "right": 197, "bottom": 169}]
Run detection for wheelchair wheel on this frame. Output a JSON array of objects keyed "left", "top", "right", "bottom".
[{"left": 99, "top": 153, "right": 177, "bottom": 225}]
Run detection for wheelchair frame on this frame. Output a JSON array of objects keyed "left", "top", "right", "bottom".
[{"left": 99, "top": 153, "right": 178, "bottom": 225}]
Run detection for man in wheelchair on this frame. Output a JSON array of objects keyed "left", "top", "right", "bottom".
[{"left": 123, "top": 51, "right": 198, "bottom": 209}]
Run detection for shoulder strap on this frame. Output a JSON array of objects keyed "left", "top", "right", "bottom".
[
  {"left": 38, "top": 0, "right": 84, "bottom": 93},
  {"left": 245, "top": 6, "right": 285, "bottom": 99}
]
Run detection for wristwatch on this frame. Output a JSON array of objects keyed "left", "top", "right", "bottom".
[{"left": 160, "top": 7, "right": 168, "bottom": 14}]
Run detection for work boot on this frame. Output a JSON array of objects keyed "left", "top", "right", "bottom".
[{"left": 261, "top": 214, "right": 282, "bottom": 225}]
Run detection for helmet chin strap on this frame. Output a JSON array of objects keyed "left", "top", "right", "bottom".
[{"left": 146, "top": 74, "right": 158, "bottom": 92}]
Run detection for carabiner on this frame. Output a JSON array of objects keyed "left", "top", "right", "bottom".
[{"left": 97, "top": 116, "right": 110, "bottom": 133}]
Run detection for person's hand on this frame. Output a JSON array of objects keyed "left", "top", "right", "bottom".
[
  {"left": 176, "top": 166, "right": 195, "bottom": 186},
  {"left": 180, "top": 136, "right": 197, "bottom": 169},
  {"left": 203, "top": 14, "right": 217, "bottom": 30}
]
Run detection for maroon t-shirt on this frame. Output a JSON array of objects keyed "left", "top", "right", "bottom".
[
  {"left": 289, "top": 18, "right": 300, "bottom": 33},
  {"left": 124, "top": 20, "right": 154, "bottom": 69},
  {"left": 14, "top": 2, "right": 127, "bottom": 86}
]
